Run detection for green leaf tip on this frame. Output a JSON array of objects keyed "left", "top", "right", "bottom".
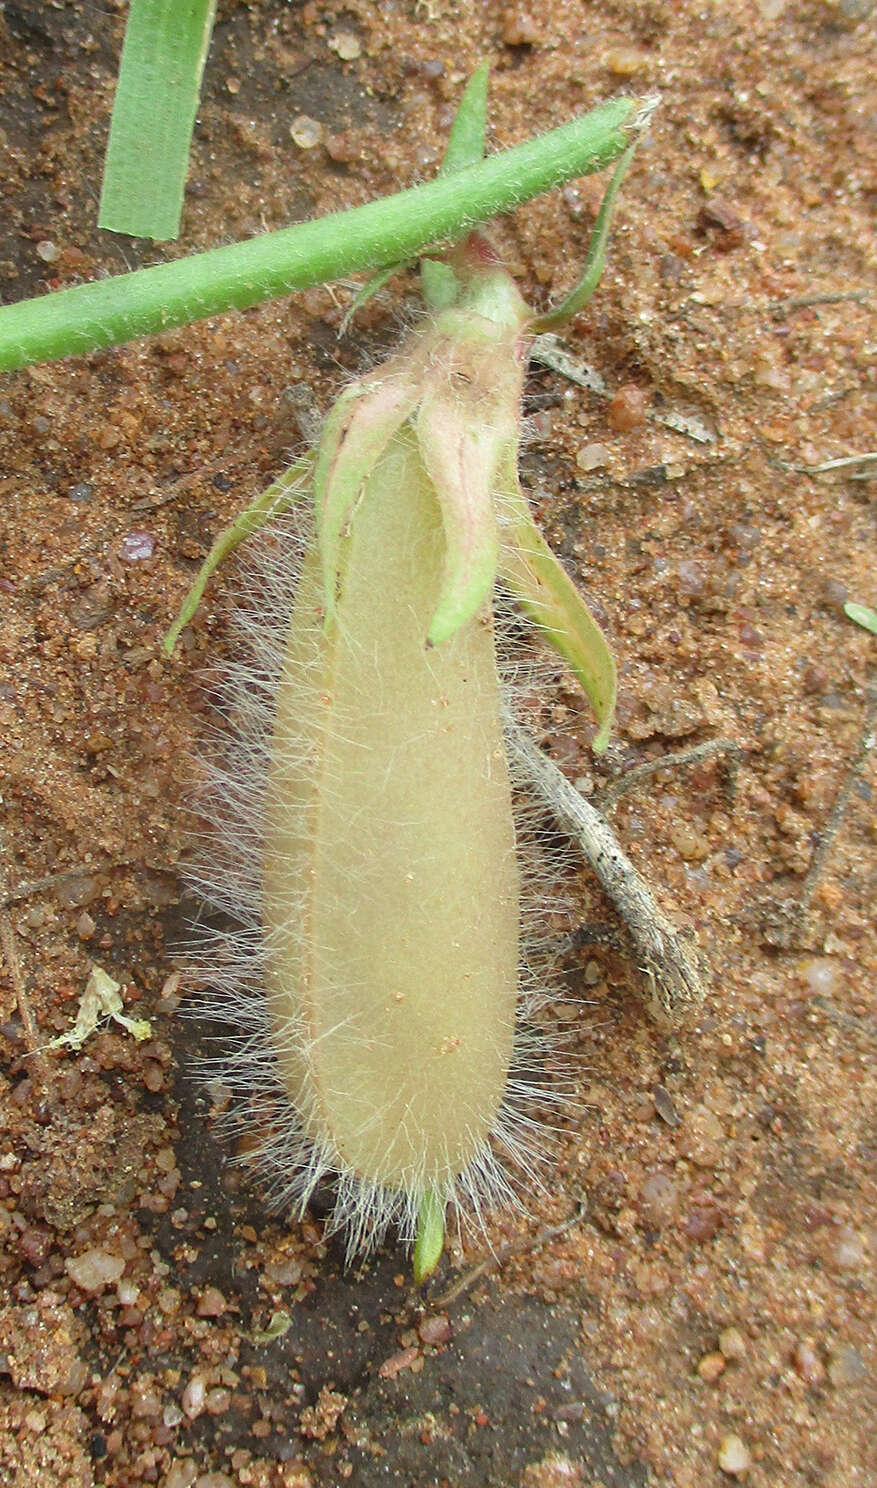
[
  {"left": 442, "top": 61, "right": 490, "bottom": 175},
  {"left": 531, "top": 138, "right": 637, "bottom": 332},
  {"left": 412, "top": 1191, "right": 446, "bottom": 1283},
  {"left": 162, "top": 456, "right": 312, "bottom": 653},
  {"left": 844, "top": 601, "right": 877, "bottom": 636},
  {"left": 498, "top": 468, "right": 617, "bottom": 750}
]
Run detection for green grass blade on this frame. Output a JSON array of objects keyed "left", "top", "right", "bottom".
[{"left": 99, "top": 0, "right": 217, "bottom": 241}]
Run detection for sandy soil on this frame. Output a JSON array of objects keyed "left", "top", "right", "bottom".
[{"left": 0, "top": 2, "right": 874, "bottom": 1486}]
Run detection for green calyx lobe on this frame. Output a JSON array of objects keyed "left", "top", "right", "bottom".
[{"left": 311, "top": 246, "right": 617, "bottom": 746}]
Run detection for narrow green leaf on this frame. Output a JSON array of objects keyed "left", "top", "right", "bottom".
[
  {"left": 163, "top": 455, "right": 312, "bottom": 653},
  {"left": 412, "top": 1191, "right": 445, "bottom": 1283},
  {"left": 99, "top": 0, "right": 217, "bottom": 241},
  {"left": 442, "top": 61, "right": 490, "bottom": 175},
  {"left": 498, "top": 470, "right": 617, "bottom": 750}
]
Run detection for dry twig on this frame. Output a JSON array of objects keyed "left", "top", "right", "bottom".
[
  {"left": 430, "top": 1195, "right": 588, "bottom": 1307},
  {"left": 764, "top": 685, "right": 876, "bottom": 949},
  {"left": 596, "top": 737, "right": 743, "bottom": 814},
  {"left": 506, "top": 718, "right": 708, "bottom": 1024},
  {"left": 0, "top": 827, "right": 55, "bottom": 1095}
]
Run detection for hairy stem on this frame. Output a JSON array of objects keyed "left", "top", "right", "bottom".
[{"left": 0, "top": 97, "right": 636, "bottom": 370}]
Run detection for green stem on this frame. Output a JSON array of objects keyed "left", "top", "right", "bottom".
[
  {"left": 412, "top": 1191, "right": 446, "bottom": 1283},
  {"left": 0, "top": 97, "right": 636, "bottom": 371},
  {"left": 422, "top": 60, "right": 490, "bottom": 311}
]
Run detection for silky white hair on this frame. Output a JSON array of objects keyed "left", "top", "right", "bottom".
[{"left": 183, "top": 506, "right": 585, "bottom": 1260}]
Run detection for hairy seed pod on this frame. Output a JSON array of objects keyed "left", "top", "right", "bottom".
[
  {"left": 187, "top": 247, "right": 619, "bottom": 1264},
  {"left": 263, "top": 428, "right": 519, "bottom": 1198}
]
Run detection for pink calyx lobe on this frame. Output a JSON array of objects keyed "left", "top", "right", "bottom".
[{"left": 314, "top": 244, "right": 530, "bottom": 645}]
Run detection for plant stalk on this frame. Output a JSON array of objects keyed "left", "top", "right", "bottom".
[{"left": 0, "top": 97, "right": 637, "bottom": 371}]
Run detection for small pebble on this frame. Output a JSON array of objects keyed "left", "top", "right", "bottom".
[
  {"left": 196, "top": 1286, "right": 227, "bottom": 1318},
  {"left": 290, "top": 115, "right": 324, "bottom": 149},
  {"left": 676, "top": 559, "right": 708, "bottom": 597},
  {"left": 606, "top": 47, "right": 650, "bottom": 75},
  {"left": 719, "top": 1327, "right": 747, "bottom": 1361},
  {"left": 638, "top": 1171, "right": 680, "bottom": 1227},
  {"left": 669, "top": 822, "right": 710, "bottom": 862},
  {"left": 329, "top": 32, "right": 361, "bottom": 60},
  {"left": 798, "top": 956, "right": 840, "bottom": 996},
  {"left": 608, "top": 385, "right": 647, "bottom": 432},
  {"left": 162, "top": 1461, "right": 197, "bottom": 1488},
  {"left": 131, "top": 1385, "right": 162, "bottom": 1419},
  {"left": 717, "top": 1433, "right": 751, "bottom": 1476},
  {"left": 685, "top": 1105, "right": 725, "bottom": 1167},
  {"left": 18, "top": 1227, "right": 53, "bottom": 1267},
  {"left": 418, "top": 1313, "right": 452, "bottom": 1346},
  {"left": 576, "top": 442, "right": 611, "bottom": 472},
  {"left": 378, "top": 1345, "right": 420, "bottom": 1378},
  {"left": 792, "top": 1341, "right": 825, "bottom": 1385},
  {"left": 36, "top": 240, "right": 61, "bottom": 263},
  {"left": 205, "top": 1387, "right": 232, "bottom": 1416},
  {"left": 143, "top": 1061, "right": 165, "bottom": 1092},
  {"left": 501, "top": 10, "right": 541, "bottom": 46},
  {"left": 66, "top": 1248, "right": 126, "bottom": 1293},
  {"left": 181, "top": 1374, "right": 207, "bottom": 1419},
  {"left": 827, "top": 1344, "right": 866, "bottom": 1388},
  {"left": 120, "top": 530, "right": 156, "bottom": 563},
  {"left": 697, "top": 1351, "right": 726, "bottom": 1382},
  {"left": 263, "top": 1256, "right": 302, "bottom": 1285},
  {"left": 684, "top": 1201, "right": 723, "bottom": 1243},
  {"left": 827, "top": 1224, "right": 865, "bottom": 1273},
  {"left": 696, "top": 199, "right": 746, "bottom": 252}
]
